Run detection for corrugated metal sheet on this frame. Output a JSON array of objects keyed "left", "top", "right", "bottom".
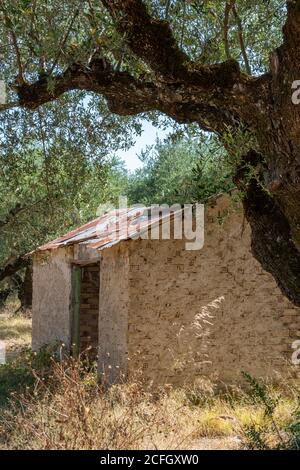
[{"left": 32, "top": 206, "right": 183, "bottom": 254}]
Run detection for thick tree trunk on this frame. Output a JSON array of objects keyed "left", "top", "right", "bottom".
[
  {"left": 0, "top": 256, "right": 32, "bottom": 310},
  {"left": 18, "top": 265, "right": 32, "bottom": 310},
  {"left": 0, "top": 288, "right": 11, "bottom": 307},
  {"left": 0, "top": 256, "right": 29, "bottom": 283},
  {"left": 234, "top": 150, "right": 300, "bottom": 306}
]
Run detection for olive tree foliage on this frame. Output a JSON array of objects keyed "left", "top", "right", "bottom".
[
  {"left": 127, "top": 132, "right": 234, "bottom": 206},
  {"left": 0, "top": 0, "right": 143, "bottom": 283},
  {"left": 0, "top": 0, "right": 300, "bottom": 306},
  {"left": 0, "top": 91, "right": 134, "bottom": 283}
]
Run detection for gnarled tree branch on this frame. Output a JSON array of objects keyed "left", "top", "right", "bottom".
[
  {"left": 15, "top": 48, "right": 260, "bottom": 135},
  {"left": 7, "top": 0, "right": 264, "bottom": 139},
  {"left": 0, "top": 255, "right": 29, "bottom": 283},
  {"left": 99, "top": 0, "right": 265, "bottom": 129},
  {"left": 100, "top": 0, "right": 249, "bottom": 90},
  {"left": 0, "top": 203, "right": 24, "bottom": 229},
  {"left": 283, "top": 0, "right": 300, "bottom": 51},
  {"left": 16, "top": 55, "right": 159, "bottom": 115}
]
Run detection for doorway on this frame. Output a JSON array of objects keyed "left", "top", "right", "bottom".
[{"left": 71, "top": 262, "right": 100, "bottom": 360}]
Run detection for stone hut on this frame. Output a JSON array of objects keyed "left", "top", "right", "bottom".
[{"left": 31, "top": 194, "right": 300, "bottom": 386}]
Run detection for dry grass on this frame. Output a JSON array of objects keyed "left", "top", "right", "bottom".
[
  {"left": 0, "top": 352, "right": 298, "bottom": 450},
  {"left": 0, "top": 303, "right": 32, "bottom": 360},
  {"left": 0, "top": 357, "right": 239, "bottom": 450},
  {"left": 0, "top": 312, "right": 299, "bottom": 450}
]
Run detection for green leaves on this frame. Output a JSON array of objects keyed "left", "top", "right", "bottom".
[
  {"left": 0, "top": 134, "right": 128, "bottom": 269},
  {"left": 241, "top": 372, "right": 300, "bottom": 450},
  {"left": 127, "top": 131, "right": 234, "bottom": 206}
]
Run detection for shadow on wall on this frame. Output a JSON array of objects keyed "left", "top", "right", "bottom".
[
  {"left": 171, "top": 296, "right": 225, "bottom": 384},
  {"left": 128, "top": 295, "right": 227, "bottom": 387}
]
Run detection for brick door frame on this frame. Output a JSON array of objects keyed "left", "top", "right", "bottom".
[{"left": 71, "top": 262, "right": 100, "bottom": 360}]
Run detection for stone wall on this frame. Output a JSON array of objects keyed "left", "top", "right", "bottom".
[
  {"left": 98, "top": 243, "right": 130, "bottom": 384},
  {"left": 126, "top": 195, "right": 300, "bottom": 385},
  {"left": 32, "top": 247, "right": 73, "bottom": 351}
]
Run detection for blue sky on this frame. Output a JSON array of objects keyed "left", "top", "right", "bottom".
[{"left": 116, "top": 120, "right": 169, "bottom": 172}]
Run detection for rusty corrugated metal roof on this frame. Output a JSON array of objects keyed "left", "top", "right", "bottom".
[{"left": 32, "top": 206, "right": 183, "bottom": 255}]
